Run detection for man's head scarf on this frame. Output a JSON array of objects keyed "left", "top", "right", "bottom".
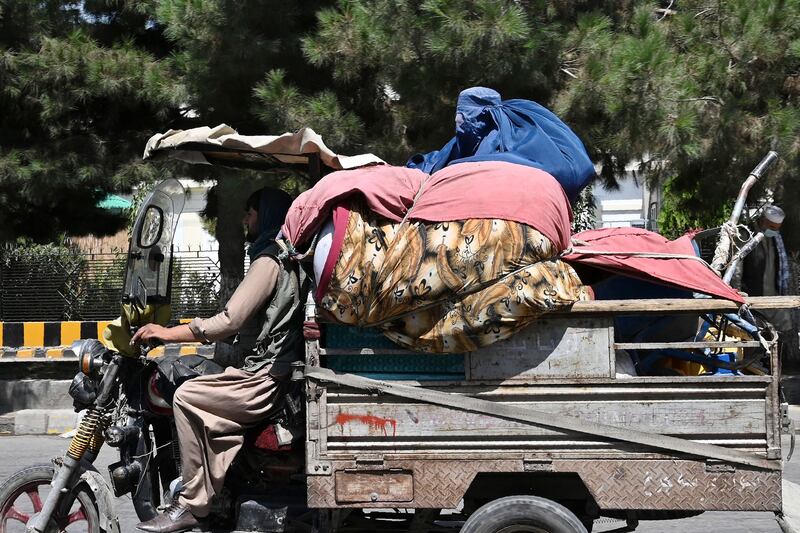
[{"left": 248, "top": 187, "right": 293, "bottom": 261}]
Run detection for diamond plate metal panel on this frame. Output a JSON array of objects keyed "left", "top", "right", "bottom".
[
  {"left": 309, "top": 458, "right": 781, "bottom": 512},
  {"left": 554, "top": 459, "right": 782, "bottom": 512},
  {"left": 307, "top": 459, "right": 521, "bottom": 508}
]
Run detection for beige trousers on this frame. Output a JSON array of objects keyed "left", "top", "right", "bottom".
[{"left": 173, "top": 366, "right": 284, "bottom": 516}]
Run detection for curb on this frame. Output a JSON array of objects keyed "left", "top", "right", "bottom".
[
  {"left": 0, "top": 321, "right": 113, "bottom": 349},
  {"left": 10, "top": 409, "right": 79, "bottom": 436},
  {"left": 0, "top": 379, "right": 72, "bottom": 413},
  {"left": 1, "top": 343, "right": 215, "bottom": 360},
  {"left": 0, "top": 319, "right": 192, "bottom": 349}
]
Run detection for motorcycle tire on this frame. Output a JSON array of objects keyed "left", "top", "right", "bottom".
[{"left": 0, "top": 463, "right": 101, "bottom": 533}]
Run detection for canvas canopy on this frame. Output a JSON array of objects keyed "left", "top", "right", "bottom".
[{"left": 143, "top": 124, "right": 384, "bottom": 172}]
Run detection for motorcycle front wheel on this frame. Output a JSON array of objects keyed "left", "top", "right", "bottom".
[{"left": 0, "top": 464, "right": 100, "bottom": 533}]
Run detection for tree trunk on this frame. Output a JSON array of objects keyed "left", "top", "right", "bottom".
[{"left": 212, "top": 174, "right": 251, "bottom": 368}]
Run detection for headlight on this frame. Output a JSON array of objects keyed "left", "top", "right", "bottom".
[
  {"left": 69, "top": 373, "right": 98, "bottom": 407},
  {"left": 71, "top": 339, "right": 108, "bottom": 377}
]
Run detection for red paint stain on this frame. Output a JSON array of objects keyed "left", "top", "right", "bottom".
[{"left": 336, "top": 413, "right": 397, "bottom": 437}]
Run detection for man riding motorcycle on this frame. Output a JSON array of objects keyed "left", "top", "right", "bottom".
[{"left": 132, "top": 186, "right": 308, "bottom": 533}]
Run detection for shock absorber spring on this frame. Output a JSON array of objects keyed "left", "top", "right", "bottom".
[
  {"left": 67, "top": 408, "right": 107, "bottom": 461},
  {"left": 89, "top": 427, "right": 105, "bottom": 455}
]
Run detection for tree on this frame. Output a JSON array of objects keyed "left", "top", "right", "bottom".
[
  {"left": 0, "top": 0, "right": 186, "bottom": 242},
  {"left": 254, "top": 0, "right": 800, "bottom": 251},
  {"left": 6, "top": 0, "right": 799, "bottom": 267},
  {"left": 554, "top": 1, "right": 800, "bottom": 247},
  {"left": 255, "top": 0, "right": 570, "bottom": 162},
  {"left": 151, "top": 0, "right": 340, "bottom": 291}
]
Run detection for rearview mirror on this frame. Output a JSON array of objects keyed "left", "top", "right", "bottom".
[{"left": 137, "top": 205, "right": 164, "bottom": 248}]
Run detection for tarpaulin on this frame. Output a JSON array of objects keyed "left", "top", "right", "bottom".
[
  {"left": 281, "top": 161, "right": 573, "bottom": 252},
  {"left": 563, "top": 228, "right": 744, "bottom": 303},
  {"left": 406, "top": 87, "right": 596, "bottom": 201}
]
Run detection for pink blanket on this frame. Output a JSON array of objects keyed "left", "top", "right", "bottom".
[
  {"left": 564, "top": 228, "right": 744, "bottom": 303},
  {"left": 281, "top": 161, "right": 573, "bottom": 252}
]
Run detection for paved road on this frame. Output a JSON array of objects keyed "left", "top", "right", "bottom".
[
  {"left": 0, "top": 435, "right": 797, "bottom": 532},
  {"left": 0, "top": 435, "right": 141, "bottom": 530}
]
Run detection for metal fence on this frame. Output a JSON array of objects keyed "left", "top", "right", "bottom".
[{"left": 0, "top": 246, "right": 223, "bottom": 322}]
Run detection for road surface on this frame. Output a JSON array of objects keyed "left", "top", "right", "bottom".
[{"left": 0, "top": 435, "right": 797, "bottom": 532}]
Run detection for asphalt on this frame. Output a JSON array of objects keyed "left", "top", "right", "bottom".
[{"left": 0, "top": 435, "right": 798, "bottom": 533}]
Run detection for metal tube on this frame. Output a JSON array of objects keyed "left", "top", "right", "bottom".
[
  {"left": 711, "top": 151, "right": 778, "bottom": 275},
  {"left": 729, "top": 151, "right": 778, "bottom": 225},
  {"left": 95, "top": 357, "right": 121, "bottom": 406},
  {"left": 728, "top": 176, "right": 759, "bottom": 226},
  {"left": 27, "top": 456, "right": 80, "bottom": 532},
  {"left": 723, "top": 233, "right": 765, "bottom": 284}
]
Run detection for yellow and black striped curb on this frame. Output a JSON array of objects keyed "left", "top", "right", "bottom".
[
  {"left": 0, "top": 321, "right": 115, "bottom": 349},
  {"left": 0, "top": 319, "right": 194, "bottom": 349},
  {"left": 0, "top": 343, "right": 214, "bottom": 359}
]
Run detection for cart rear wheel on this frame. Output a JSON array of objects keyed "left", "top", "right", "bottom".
[{"left": 461, "top": 495, "right": 588, "bottom": 533}]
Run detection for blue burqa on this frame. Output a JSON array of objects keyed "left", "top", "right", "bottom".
[{"left": 406, "top": 87, "right": 596, "bottom": 201}]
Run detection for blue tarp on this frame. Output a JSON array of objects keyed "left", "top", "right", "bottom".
[{"left": 406, "top": 87, "right": 596, "bottom": 201}]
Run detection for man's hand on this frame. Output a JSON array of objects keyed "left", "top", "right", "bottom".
[
  {"left": 130, "top": 324, "right": 171, "bottom": 345},
  {"left": 131, "top": 323, "right": 200, "bottom": 346}
]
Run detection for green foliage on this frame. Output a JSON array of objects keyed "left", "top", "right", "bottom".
[
  {"left": 0, "top": 1, "right": 187, "bottom": 242},
  {"left": 266, "top": 0, "right": 800, "bottom": 248},
  {"left": 0, "top": 242, "right": 129, "bottom": 321},
  {"left": 287, "top": 0, "right": 569, "bottom": 161},
  {"left": 657, "top": 174, "right": 733, "bottom": 238},
  {"left": 572, "top": 186, "right": 597, "bottom": 233},
  {"left": 170, "top": 259, "right": 219, "bottom": 317},
  {"left": 0, "top": 242, "right": 222, "bottom": 321},
  {"left": 0, "top": 242, "right": 86, "bottom": 320},
  {"left": 253, "top": 69, "right": 364, "bottom": 150},
  {"left": 4, "top": 0, "right": 800, "bottom": 259},
  {"left": 555, "top": 1, "right": 800, "bottom": 244}
]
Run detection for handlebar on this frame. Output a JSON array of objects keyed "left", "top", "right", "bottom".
[
  {"left": 750, "top": 151, "right": 779, "bottom": 180},
  {"left": 728, "top": 151, "right": 780, "bottom": 226},
  {"left": 128, "top": 326, "right": 164, "bottom": 357},
  {"left": 710, "top": 151, "right": 780, "bottom": 276}
]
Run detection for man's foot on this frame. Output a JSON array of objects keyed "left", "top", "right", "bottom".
[{"left": 136, "top": 501, "right": 206, "bottom": 533}]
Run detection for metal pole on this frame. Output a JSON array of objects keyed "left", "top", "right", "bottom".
[
  {"left": 27, "top": 456, "right": 80, "bottom": 532},
  {"left": 710, "top": 151, "right": 778, "bottom": 275},
  {"left": 722, "top": 232, "right": 765, "bottom": 285}
]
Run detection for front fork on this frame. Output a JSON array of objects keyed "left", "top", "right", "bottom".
[
  {"left": 29, "top": 356, "right": 122, "bottom": 531},
  {"left": 27, "top": 408, "right": 108, "bottom": 532}
]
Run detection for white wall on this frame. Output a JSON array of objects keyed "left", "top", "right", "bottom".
[
  {"left": 593, "top": 170, "right": 659, "bottom": 230},
  {"left": 173, "top": 179, "right": 217, "bottom": 250}
]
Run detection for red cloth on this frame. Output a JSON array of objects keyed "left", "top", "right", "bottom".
[
  {"left": 282, "top": 165, "right": 422, "bottom": 250},
  {"left": 563, "top": 228, "right": 744, "bottom": 303},
  {"left": 253, "top": 424, "right": 292, "bottom": 452},
  {"left": 314, "top": 204, "right": 350, "bottom": 302},
  {"left": 412, "top": 161, "right": 573, "bottom": 250},
  {"left": 281, "top": 161, "right": 573, "bottom": 251}
]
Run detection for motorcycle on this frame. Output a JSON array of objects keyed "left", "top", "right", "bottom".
[{"left": 0, "top": 179, "right": 309, "bottom": 533}]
